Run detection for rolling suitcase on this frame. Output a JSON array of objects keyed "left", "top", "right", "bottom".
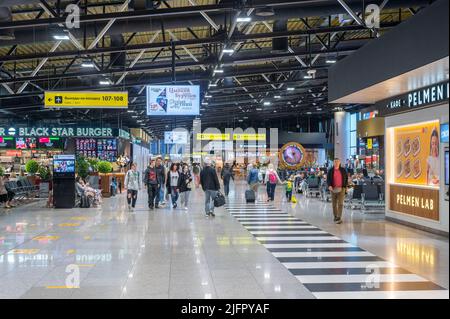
[{"left": 245, "top": 189, "right": 256, "bottom": 203}]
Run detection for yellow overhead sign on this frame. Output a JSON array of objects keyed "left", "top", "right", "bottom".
[
  {"left": 233, "top": 133, "right": 266, "bottom": 141},
  {"left": 44, "top": 91, "right": 128, "bottom": 109},
  {"left": 196, "top": 133, "right": 230, "bottom": 141}
]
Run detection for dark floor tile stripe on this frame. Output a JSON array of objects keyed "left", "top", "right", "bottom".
[
  {"left": 303, "top": 281, "right": 446, "bottom": 292},
  {"left": 258, "top": 240, "right": 348, "bottom": 244},
  {"left": 289, "top": 268, "right": 413, "bottom": 276},
  {"left": 268, "top": 247, "right": 364, "bottom": 252},
  {"left": 276, "top": 256, "right": 385, "bottom": 263},
  {"left": 254, "top": 233, "right": 333, "bottom": 237}
]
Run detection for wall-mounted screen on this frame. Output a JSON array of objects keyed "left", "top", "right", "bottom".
[
  {"left": 164, "top": 131, "right": 188, "bottom": 144},
  {"left": 76, "top": 138, "right": 97, "bottom": 158},
  {"left": 97, "top": 139, "right": 118, "bottom": 162},
  {"left": 37, "top": 137, "right": 64, "bottom": 149},
  {"left": 441, "top": 123, "right": 449, "bottom": 143},
  {"left": 445, "top": 150, "right": 449, "bottom": 186},
  {"left": 0, "top": 137, "right": 15, "bottom": 149},
  {"left": 146, "top": 85, "right": 200, "bottom": 116},
  {"left": 15, "top": 137, "right": 36, "bottom": 149}
]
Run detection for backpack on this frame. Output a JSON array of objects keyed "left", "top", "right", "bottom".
[{"left": 268, "top": 172, "right": 277, "bottom": 184}]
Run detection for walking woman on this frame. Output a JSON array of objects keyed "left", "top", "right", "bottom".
[
  {"left": 166, "top": 163, "right": 180, "bottom": 209},
  {"left": 264, "top": 164, "right": 283, "bottom": 201},
  {"left": 179, "top": 164, "right": 193, "bottom": 210},
  {"left": 125, "top": 163, "right": 141, "bottom": 211}
]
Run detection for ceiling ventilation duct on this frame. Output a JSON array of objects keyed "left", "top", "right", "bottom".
[
  {"left": 0, "top": 7, "right": 14, "bottom": 40},
  {"left": 129, "top": 0, "right": 161, "bottom": 10},
  {"left": 110, "top": 34, "right": 126, "bottom": 69},
  {"left": 272, "top": 20, "right": 288, "bottom": 54}
]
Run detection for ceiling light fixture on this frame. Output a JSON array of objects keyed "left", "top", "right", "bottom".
[
  {"left": 222, "top": 48, "right": 234, "bottom": 54},
  {"left": 263, "top": 102, "right": 271, "bottom": 106},
  {"left": 204, "top": 94, "right": 212, "bottom": 98},
  {"left": 236, "top": 17, "right": 252, "bottom": 23},
  {"left": 99, "top": 80, "right": 111, "bottom": 85},
  {"left": 287, "top": 87, "right": 295, "bottom": 91},
  {"left": 326, "top": 58, "right": 337, "bottom": 64},
  {"left": 274, "top": 95, "right": 281, "bottom": 99},
  {"left": 255, "top": 7, "right": 275, "bottom": 17},
  {"left": 209, "top": 83, "right": 217, "bottom": 87},
  {"left": 81, "top": 62, "right": 95, "bottom": 68},
  {"left": 213, "top": 69, "right": 224, "bottom": 74}
]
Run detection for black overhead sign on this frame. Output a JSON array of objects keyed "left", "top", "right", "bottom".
[{"left": 377, "top": 81, "right": 449, "bottom": 116}]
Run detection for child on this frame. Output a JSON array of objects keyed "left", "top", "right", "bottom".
[{"left": 285, "top": 176, "right": 294, "bottom": 202}]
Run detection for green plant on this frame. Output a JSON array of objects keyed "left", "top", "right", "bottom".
[
  {"left": 38, "top": 166, "right": 51, "bottom": 181},
  {"left": 87, "top": 158, "right": 99, "bottom": 172},
  {"left": 0, "top": 166, "right": 4, "bottom": 177},
  {"left": 97, "top": 161, "right": 113, "bottom": 174},
  {"left": 76, "top": 157, "right": 90, "bottom": 179},
  {"left": 25, "top": 160, "right": 39, "bottom": 175}
]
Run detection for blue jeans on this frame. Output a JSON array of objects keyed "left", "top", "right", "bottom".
[
  {"left": 204, "top": 190, "right": 218, "bottom": 214},
  {"left": 266, "top": 183, "right": 276, "bottom": 201},
  {"left": 156, "top": 184, "right": 164, "bottom": 204},
  {"left": 170, "top": 187, "right": 179, "bottom": 205}
]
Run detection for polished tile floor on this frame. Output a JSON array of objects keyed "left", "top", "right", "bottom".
[{"left": 0, "top": 181, "right": 448, "bottom": 299}]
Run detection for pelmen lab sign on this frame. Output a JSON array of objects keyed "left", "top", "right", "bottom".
[
  {"left": 0, "top": 127, "right": 114, "bottom": 138},
  {"left": 377, "top": 81, "right": 449, "bottom": 116},
  {"left": 44, "top": 91, "right": 128, "bottom": 109},
  {"left": 389, "top": 184, "right": 439, "bottom": 221}
]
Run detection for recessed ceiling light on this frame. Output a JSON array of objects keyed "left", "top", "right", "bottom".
[
  {"left": 202, "top": 102, "right": 209, "bottom": 106},
  {"left": 236, "top": 17, "right": 252, "bottom": 23},
  {"left": 53, "top": 34, "right": 70, "bottom": 40},
  {"left": 306, "top": 111, "right": 312, "bottom": 114},
  {"left": 287, "top": 87, "right": 295, "bottom": 91},
  {"left": 263, "top": 102, "right": 271, "bottom": 106},
  {"left": 99, "top": 80, "right": 111, "bottom": 85},
  {"left": 256, "top": 108, "right": 262, "bottom": 111},
  {"left": 204, "top": 94, "right": 212, "bottom": 98},
  {"left": 213, "top": 69, "right": 224, "bottom": 74},
  {"left": 274, "top": 95, "right": 281, "bottom": 99},
  {"left": 209, "top": 83, "right": 217, "bottom": 87},
  {"left": 222, "top": 48, "right": 234, "bottom": 54},
  {"left": 326, "top": 58, "right": 337, "bottom": 64},
  {"left": 81, "top": 62, "right": 95, "bottom": 68},
  {"left": 303, "top": 75, "right": 313, "bottom": 79}
]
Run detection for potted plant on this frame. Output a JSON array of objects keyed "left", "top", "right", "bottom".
[
  {"left": 86, "top": 157, "right": 100, "bottom": 189},
  {"left": 25, "top": 159, "right": 40, "bottom": 185},
  {"left": 98, "top": 161, "right": 113, "bottom": 197},
  {"left": 0, "top": 166, "right": 4, "bottom": 177},
  {"left": 76, "top": 157, "right": 90, "bottom": 179},
  {"left": 38, "top": 165, "right": 51, "bottom": 198}
]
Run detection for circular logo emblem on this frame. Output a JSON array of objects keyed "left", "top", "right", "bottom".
[
  {"left": 279, "top": 142, "right": 306, "bottom": 169},
  {"left": 8, "top": 128, "right": 16, "bottom": 136}
]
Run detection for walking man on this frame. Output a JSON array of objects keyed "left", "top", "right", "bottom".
[
  {"left": 200, "top": 157, "right": 221, "bottom": 217},
  {"left": 144, "top": 159, "right": 159, "bottom": 209},
  {"left": 221, "top": 162, "right": 234, "bottom": 196},
  {"left": 327, "top": 158, "right": 348, "bottom": 224},
  {"left": 155, "top": 157, "right": 166, "bottom": 207}
]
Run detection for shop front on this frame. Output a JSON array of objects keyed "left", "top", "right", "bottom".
[
  {"left": 379, "top": 82, "right": 449, "bottom": 235},
  {"left": 357, "top": 116, "right": 385, "bottom": 171}
]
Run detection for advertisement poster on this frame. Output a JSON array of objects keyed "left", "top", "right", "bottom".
[
  {"left": 394, "top": 120, "right": 440, "bottom": 187},
  {"left": 146, "top": 85, "right": 200, "bottom": 116},
  {"left": 165, "top": 131, "right": 188, "bottom": 144},
  {"left": 279, "top": 142, "right": 306, "bottom": 169}
]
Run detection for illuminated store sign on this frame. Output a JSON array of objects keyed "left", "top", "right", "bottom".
[
  {"left": 378, "top": 81, "right": 449, "bottom": 116},
  {"left": 389, "top": 185, "right": 439, "bottom": 221},
  {"left": 0, "top": 127, "right": 115, "bottom": 138}
]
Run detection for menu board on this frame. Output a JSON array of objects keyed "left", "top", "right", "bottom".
[
  {"left": 97, "top": 139, "right": 117, "bottom": 162},
  {"left": 76, "top": 138, "right": 97, "bottom": 158},
  {"left": 37, "top": 137, "right": 64, "bottom": 149},
  {"left": 16, "top": 137, "right": 36, "bottom": 149},
  {"left": 394, "top": 121, "right": 440, "bottom": 187},
  {"left": 0, "top": 137, "right": 15, "bottom": 149}
]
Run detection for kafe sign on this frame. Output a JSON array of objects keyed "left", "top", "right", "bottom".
[
  {"left": 0, "top": 126, "right": 115, "bottom": 138},
  {"left": 378, "top": 81, "right": 449, "bottom": 116}
]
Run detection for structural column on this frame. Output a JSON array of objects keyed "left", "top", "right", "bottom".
[{"left": 334, "top": 111, "right": 351, "bottom": 162}]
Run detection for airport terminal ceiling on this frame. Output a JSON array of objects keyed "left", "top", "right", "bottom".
[{"left": 0, "top": 0, "right": 432, "bottom": 137}]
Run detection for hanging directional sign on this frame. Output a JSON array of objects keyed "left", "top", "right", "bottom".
[{"left": 44, "top": 91, "right": 128, "bottom": 109}]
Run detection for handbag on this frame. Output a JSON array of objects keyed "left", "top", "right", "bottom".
[{"left": 213, "top": 191, "right": 226, "bottom": 207}]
